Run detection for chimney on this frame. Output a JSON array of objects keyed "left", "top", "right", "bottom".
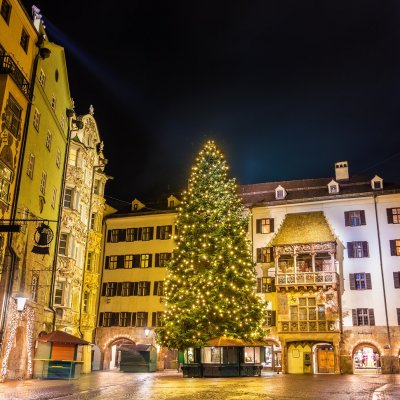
[{"left": 334, "top": 161, "right": 349, "bottom": 181}]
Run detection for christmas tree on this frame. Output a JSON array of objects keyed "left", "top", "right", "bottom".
[{"left": 156, "top": 140, "right": 266, "bottom": 350}]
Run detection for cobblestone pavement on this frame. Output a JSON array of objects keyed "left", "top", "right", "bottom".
[{"left": 0, "top": 370, "right": 399, "bottom": 400}]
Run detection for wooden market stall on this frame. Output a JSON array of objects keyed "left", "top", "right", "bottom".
[
  {"left": 118, "top": 344, "right": 157, "bottom": 372},
  {"left": 33, "top": 330, "right": 90, "bottom": 379}
]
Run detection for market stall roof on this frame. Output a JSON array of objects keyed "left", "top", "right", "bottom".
[
  {"left": 206, "top": 336, "right": 267, "bottom": 347},
  {"left": 118, "top": 344, "right": 155, "bottom": 353},
  {"left": 37, "top": 330, "right": 90, "bottom": 345}
]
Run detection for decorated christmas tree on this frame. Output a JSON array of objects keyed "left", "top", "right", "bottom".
[{"left": 156, "top": 140, "right": 266, "bottom": 350}]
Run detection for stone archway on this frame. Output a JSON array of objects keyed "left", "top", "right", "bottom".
[
  {"left": 102, "top": 337, "right": 135, "bottom": 371},
  {"left": 352, "top": 343, "right": 381, "bottom": 374}
]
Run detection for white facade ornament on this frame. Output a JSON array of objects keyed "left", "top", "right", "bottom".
[{"left": 89, "top": 105, "right": 94, "bottom": 115}]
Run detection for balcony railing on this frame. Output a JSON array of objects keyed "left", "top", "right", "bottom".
[
  {"left": 0, "top": 55, "right": 30, "bottom": 99},
  {"left": 276, "top": 271, "right": 337, "bottom": 286},
  {"left": 280, "top": 320, "right": 338, "bottom": 333}
]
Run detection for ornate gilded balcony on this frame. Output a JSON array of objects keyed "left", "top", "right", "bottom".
[
  {"left": 276, "top": 271, "right": 338, "bottom": 290},
  {"left": 280, "top": 320, "right": 338, "bottom": 333},
  {"left": 0, "top": 55, "right": 30, "bottom": 99}
]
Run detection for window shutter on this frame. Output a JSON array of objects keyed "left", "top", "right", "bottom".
[
  {"left": 397, "top": 308, "right": 400, "bottom": 325},
  {"left": 116, "top": 282, "right": 122, "bottom": 296},
  {"left": 105, "top": 256, "right": 109, "bottom": 269},
  {"left": 145, "top": 281, "right": 151, "bottom": 296},
  {"left": 387, "top": 208, "right": 393, "bottom": 224},
  {"left": 143, "top": 312, "right": 148, "bottom": 326},
  {"left": 115, "top": 312, "right": 121, "bottom": 326},
  {"left": 360, "top": 210, "right": 366, "bottom": 225},
  {"left": 352, "top": 309, "right": 358, "bottom": 326},
  {"left": 256, "top": 248, "right": 262, "bottom": 263},
  {"left": 131, "top": 312, "right": 136, "bottom": 327},
  {"left": 99, "top": 312, "right": 104, "bottom": 326},
  {"left": 271, "top": 310, "right": 276, "bottom": 326},
  {"left": 256, "top": 219, "right": 261, "bottom": 233},
  {"left": 168, "top": 225, "right": 172, "bottom": 238},
  {"left": 133, "top": 255, "right": 140, "bottom": 268},
  {"left": 133, "top": 282, "right": 138, "bottom": 296},
  {"left": 344, "top": 212, "right": 351, "bottom": 227},
  {"left": 366, "top": 273, "right": 372, "bottom": 289},
  {"left": 362, "top": 242, "right": 369, "bottom": 257},
  {"left": 271, "top": 278, "right": 276, "bottom": 292},
  {"left": 167, "top": 253, "right": 172, "bottom": 260},
  {"left": 390, "top": 240, "right": 396, "bottom": 256},
  {"left": 256, "top": 278, "right": 262, "bottom": 293},
  {"left": 149, "top": 227, "right": 154, "bottom": 240},
  {"left": 394, "top": 272, "right": 400, "bottom": 289},
  {"left": 117, "top": 255, "right": 124, "bottom": 268},
  {"left": 153, "top": 281, "right": 159, "bottom": 295},
  {"left": 118, "top": 229, "right": 126, "bottom": 242},
  {"left": 148, "top": 254, "right": 153, "bottom": 268},
  {"left": 101, "top": 283, "right": 106, "bottom": 296},
  {"left": 368, "top": 309, "right": 375, "bottom": 326},
  {"left": 129, "top": 282, "right": 134, "bottom": 296},
  {"left": 155, "top": 253, "right": 160, "bottom": 267},
  {"left": 126, "top": 312, "right": 132, "bottom": 326},
  {"left": 270, "top": 218, "right": 274, "bottom": 232},
  {"left": 349, "top": 274, "right": 356, "bottom": 290},
  {"left": 152, "top": 312, "right": 156, "bottom": 327},
  {"left": 156, "top": 226, "right": 160, "bottom": 239},
  {"left": 137, "top": 228, "right": 142, "bottom": 241},
  {"left": 107, "top": 230, "right": 111, "bottom": 242},
  {"left": 347, "top": 242, "right": 354, "bottom": 258}
]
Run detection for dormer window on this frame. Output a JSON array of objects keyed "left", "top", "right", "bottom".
[
  {"left": 371, "top": 175, "right": 383, "bottom": 190},
  {"left": 167, "top": 195, "right": 180, "bottom": 208},
  {"left": 328, "top": 179, "right": 339, "bottom": 194},
  {"left": 275, "top": 185, "right": 287, "bottom": 200},
  {"left": 131, "top": 198, "right": 145, "bottom": 211},
  {"left": 133, "top": 204, "right": 138, "bottom": 210}
]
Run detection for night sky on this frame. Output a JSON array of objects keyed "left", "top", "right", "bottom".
[{"left": 21, "top": 0, "right": 400, "bottom": 207}]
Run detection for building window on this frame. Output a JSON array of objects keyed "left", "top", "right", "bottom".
[
  {"left": 86, "top": 252, "right": 93, "bottom": 271},
  {"left": 153, "top": 281, "right": 164, "bottom": 296},
  {"left": 105, "top": 282, "right": 117, "bottom": 297},
  {"left": 33, "top": 109, "right": 40, "bottom": 131},
  {"left": 46, "top": 130, "right": 52, "bottom": 151},
  {"left": 102, "top": 312, "right": 113, "bottom": 327},
  {"left": 39, "top": 171, "right": 47, "bottom": 195},
  {"left": 256, "top": 218, "right": 274, "bottom": 234},
  {"left": 51, "top": 95, "right": 56, "bottom": 111},
  {"left": 387, "top": 208, "right": 400, "bottom": 224},
  {"left": 20, "top": 29, "right": 29, "bottom": 52},
  {"left": 264, "top": 310, "right": 276, "bottom": 327},
  {"left": 60, "top": 115, "right": 65, "bottom": 130},
  {"left": 63, "top": 188, "right": 73, "bottom": 208},
  {"left": 397, "top": 309, "right": 400, "bottom": 326},
  {"left": 108, "top": 255, "right": 118, "bottom": 270},
  {"left": 110, "top": 229, "right": 119, "bottom": 243},
  {"left": 121, "top": 282, "right": 131, "bottom": 297},
  {"left": 157, "top": 225, "right": 172, "bottom": 240},
  {"left": 90, "top": 213, "right": 97, "bottom": 230},
  {"left": 394, "top": 272, "right": 400, "bottom": 289},
  {"left": 347, "top": 241, "right": 369, "bottom": 258},
  {"left": 155, "top": 252, "right": 171, "bottom": 267},
  {"left": 54, "top": 281, "right": 64, "bottom": 305},
  {"left": 256, "top": 247, "right": 274, "bottom": 263},
  {"left": 0, "top": 0, "right": 11, "bottom": 24},
  {"left": 257, "top": 277, "right": 275, "bottom": 293},
  {"left": 38, "top": 69, "right": 46, "bottom": 87},
  {"left": 344, "top": 210, "right": 366, "bottom": 227},
  {"left": 51, "top": 187, "right": 57, "bottom": 209},
  {"left": 390, "top": 240, "right": 400, "bottom": 256},
  {"left": 120, "top": 312, "right": 131, "bottom": 327},
  {"left": 58, "top": 233, "right": 68, "bottom": 256},
  {"left": 0, "top": 161, "right": 12, "bottom": 203},
  {"left": 124, "top": 255, "right": 133, "bottom": 269},
  {"left": 26, "top": 153, "right": 35, "bottom": 179},
  {"left": 141, "top": 227, "right": 153, "bottom": 241},
  {"left": 152, "top": 311, "right": 164, "bottom": 327},
  {"left": 136, "top": 312, "right": 148, "bottom": 327},
  {"left": 56, "top": 149, "right": 61, "bottom": 168},
  {"left": 83, "top": 292, "right": 89, "bottom": 313},
  {"left": 349, "top": 273, "right": 372, "bottom": 290},
  {"left": 353, "top": 308, "right": 375, "bottom": 326},
  {"left": 31, "top": 275, "right": 39, "bottom": 303},
  {"left": 138, "top": 281, "right": 150, "bottom": 296},
  {"left": 126, "top": 228, "right": 136, "bottom": 242},
  {"left": 140, "top": 254, "right": 151, "bottom": 268},
  {"left": 4, "top": 95, "right": 22, "bottom": 137}
]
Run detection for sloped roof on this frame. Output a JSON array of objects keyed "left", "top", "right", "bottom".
[
  {"left": 270, "top": 212, "right": 335, "bottom": 246},
  {"left": 37, "top": 330, "right": 90, "bottom": 345},
  {"left": 206, "top": 336, "right": 267, "bottom": 347},
  {"left": 118, "top": 344, "right": 155, "bottom": 353}
]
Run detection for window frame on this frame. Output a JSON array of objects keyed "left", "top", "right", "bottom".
[
  {"left": 0, "top": 0, "right": 11, "bottom": 24},
  {"left": 20, "top": 28, "right": 29, "bottom": 53},
  {"left": 33, "top": 108, "right": 41, "bottom": 131}
]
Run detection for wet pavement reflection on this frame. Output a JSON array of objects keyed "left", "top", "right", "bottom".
[{"left": 0, "top": 370, "right": 399, "bottom": 399}]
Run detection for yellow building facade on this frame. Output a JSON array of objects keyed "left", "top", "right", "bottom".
[{"left": 96, "top": 195, "right": 179, "bottom": 371}]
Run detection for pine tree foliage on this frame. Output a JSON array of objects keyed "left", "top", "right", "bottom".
[{"left": 156, "top": 140, "right": 266, "bottom": 350}]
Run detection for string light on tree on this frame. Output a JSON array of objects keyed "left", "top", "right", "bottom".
[{"left": 156, "top": 140, "right": 266, "bottom": 350}]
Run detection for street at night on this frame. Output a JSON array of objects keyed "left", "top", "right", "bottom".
[{"left": 0, "top": 370, "right": 399, "bottom": 400}]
